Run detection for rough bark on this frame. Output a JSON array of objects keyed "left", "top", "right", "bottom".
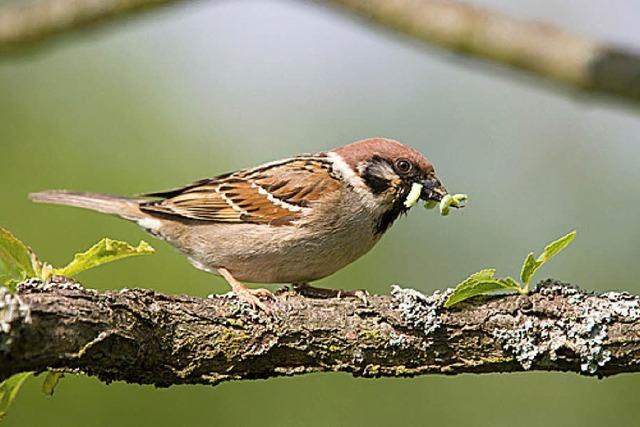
[
  {"left": 2, "top": 278, "right": 640, "bottom": 386},
  {"left": 1, "top": 0, "right": 640, "bottom": 106}
]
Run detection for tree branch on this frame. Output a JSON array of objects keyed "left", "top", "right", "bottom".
[
  {"left": 2, "top": 278, "right": 640, "bottom": 386},
  {"left": 0, "top": 0, "right": 184, "bottom": 53},
  {"left": 325, "top": 0, "right": 640, "bottom": 104},
  {"left": 1, "top": 0, "right": 640, "bottom": 106}
]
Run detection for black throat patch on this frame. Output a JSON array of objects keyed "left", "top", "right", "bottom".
[{"left": 375, "top": 185, "right": 411, "bottom": 235}]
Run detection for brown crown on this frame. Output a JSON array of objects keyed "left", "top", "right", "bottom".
[{"left": 333, "top": 137, "right": 435, "bottom": 176}]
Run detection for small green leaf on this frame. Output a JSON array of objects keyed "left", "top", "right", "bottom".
[
  {"left": 444, "top": 269, "right": 496, "bottom": 301},
  {"left": 499, "top": 276, "right": 521, "bottom": 290},
  {"left": 455, "top": 269, "right": 497, "bottom": 290},
  {"left": 537, "top": 230, "right": 577, "bottom": 264},
  {"left": 445, "top": 279, "right": 517, "bottom": 308},
  {"left": 28, "top": 248, "right": 43, "bottom": 280},
  {"left": 0, "top": 227, "right": 36, "bottom": 290},
  {"left": 446, "top": 231, "right": 577, "bottom": 308},
  {"left": 41, "top": 371, "right": 63, "bottom": 396},
  {"left": 52, "top": 238, "right": 155, "bottom": 277},
  {"left": 520, "top": 252, "right": 540, "bottom": 287},
  {"left": 520, "top": 230, "right": 577, "bottom": 291},
  {"left": 0, "top": 372, "right": 32, "bottom": 419}
]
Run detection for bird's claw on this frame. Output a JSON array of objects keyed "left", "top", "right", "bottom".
[
  {"left": 233, "top": 287, "right": 274, "bottom": 314},
  {"left": 337, "top": 289, "right": 369, "bottom": 305},
  {"left": 293, "top": 283, "right": 369, "bottom": 305}
]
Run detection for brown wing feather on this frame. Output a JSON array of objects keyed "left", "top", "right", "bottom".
[{"left": 139, "top": 156, "right": 340, "bottom": 225}]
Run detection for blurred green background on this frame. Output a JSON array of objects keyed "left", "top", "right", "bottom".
[{"left": 2, "top": 0, "right": 640, "bottom": 425}]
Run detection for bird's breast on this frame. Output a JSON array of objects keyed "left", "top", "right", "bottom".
[{"left": 157, "top": 188, "right": 387, "bottom": 284}]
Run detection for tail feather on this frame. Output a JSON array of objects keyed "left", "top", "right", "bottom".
[{"left": 29, "top": 190, "right": 144, "bottom": 221}]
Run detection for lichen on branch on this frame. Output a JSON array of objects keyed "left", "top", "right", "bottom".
[{"left": 2, "top": 278, "right": 640, "bottom": 386}]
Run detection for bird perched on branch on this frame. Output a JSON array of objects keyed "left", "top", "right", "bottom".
[{"left": 30, "top": 138, "right": 448, "bottom": 312}]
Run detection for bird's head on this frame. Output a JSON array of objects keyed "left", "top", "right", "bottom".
[{"left": 333, "top": 137, "right": 447, "bottom": 232}]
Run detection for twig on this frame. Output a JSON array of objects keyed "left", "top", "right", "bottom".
[
  {"left": 0, "top": 0, "right": 183, "bottom": 53},
  {"left": 2, "top": 278, "right": 640, "bottom": 386},
  {"left": 324, "top": 0, "right": 640, "bottom": 103},
  {"left": 1, "top": 0, "right": 640, "bottom": 105}
]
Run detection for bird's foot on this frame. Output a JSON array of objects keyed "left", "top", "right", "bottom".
[
  {"left": 233, "top": 286, "right": 275, "bottom": 313},
  {"left": 218, "top": 267, "right": 274, "bottom": 314},
  {"left": 292, "top": 283, "right": 368, "bottom": 305}
]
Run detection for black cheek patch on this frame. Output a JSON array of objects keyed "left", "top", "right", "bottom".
[
  {"left": 361, "top": 163, "right": 391, "bottom": 194},
  {"left": 363, "top": 175, "right": 390, "bottom": 194}
]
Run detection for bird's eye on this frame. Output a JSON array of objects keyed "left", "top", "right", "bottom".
[{"left": 394, "top": 158, "right": 413, "bottom": 174}]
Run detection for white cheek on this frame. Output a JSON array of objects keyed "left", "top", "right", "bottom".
[
  {"left": 137, "top": 217, "right": 162, "bottom": 231},
  {"left": 327, "top": 151, "right": 360, "bottom": 184},
  {"left": 327, "top": 151, "right": 380, "bottom": 205}
]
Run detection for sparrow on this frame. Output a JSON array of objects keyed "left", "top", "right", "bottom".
[{"left": 30, "top": 137, "right": 448, "bottom": 312}]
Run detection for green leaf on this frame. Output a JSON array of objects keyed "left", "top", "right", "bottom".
[
  {"left": 537, "top": 230, "right": 577, "bottom": 264},
  {"left": 28, "top": 248, "right": 43, "bottom": 280},
  {"left": 446, "top": 230, "right": 577, "bottom": 308},
  {"left": 52, "top": 238, "right": 155, "bottom": 277},
  {"left": 41, "top": 371, "right": 63, "bottom": 396},
  {"left": 0, "top": 372, "right": 32, "bottom": 419},
  {"left": 499, "top": 276, "right": 521, "bottom": 290},
  {"left": 445, "top": 277, "right": 518, "bottom": 308},
  {"left": 454, "top": 269, "right": 497, "bottom": 290},
  {"left": 445, "top": 269, "right": 499, "bottom": 300},
  {"left": 0, "top": 227, "right": 36, "bottom": 290},
  {"left": 520, "top": 230, "right": 577, "bottom": 290},
  {"left": 520, "top": 252, "right": 541, "bottom": 287}
]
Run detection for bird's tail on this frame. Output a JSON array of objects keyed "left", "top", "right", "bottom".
[{"left": 29, "top": 190, "right": 145, "bottom": 221}]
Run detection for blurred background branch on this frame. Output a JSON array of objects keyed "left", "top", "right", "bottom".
[
  {"left": 1, "top": 0, "right": 640, "bottom": 105},
  {"left": 3, "top": 279, "right": 640, "bottom": 385},
  {"left": 0, "top": 0, "right": 182, "bottom": 52},
  {"left": 326, "top": 0, "right": 640, "bottom": 105}
]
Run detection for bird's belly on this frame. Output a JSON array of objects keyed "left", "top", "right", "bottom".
[{"left": 162, "top": 215, "right": 381, "bottom": 284}]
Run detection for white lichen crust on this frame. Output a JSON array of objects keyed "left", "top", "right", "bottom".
[
  {"left": 388, "top": 280, "right": 640, "bottom": 376},
  {"left": 391, "top": 285, "right": 452, "bottom": 336},
  {"left": 0, "top": 286, "right": 31, "bottom": 351},
  {"left": 18, "top": 277, "right": 84, "bottom": 292},
  {"left": 491, "top": 281, "right": 640, "bottom": 374}
]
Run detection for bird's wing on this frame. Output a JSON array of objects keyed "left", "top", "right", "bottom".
[{"left": 139, "top": 155, "right": 341, "bottom": 225}]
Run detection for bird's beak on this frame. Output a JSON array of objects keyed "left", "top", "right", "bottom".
[{"left": 420, "top": 177, "right": 447, "bottom": 202}]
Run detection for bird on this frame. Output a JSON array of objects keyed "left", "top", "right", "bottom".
[{"left": 30, "top": 137, "right": 448, "bottom": 312}]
